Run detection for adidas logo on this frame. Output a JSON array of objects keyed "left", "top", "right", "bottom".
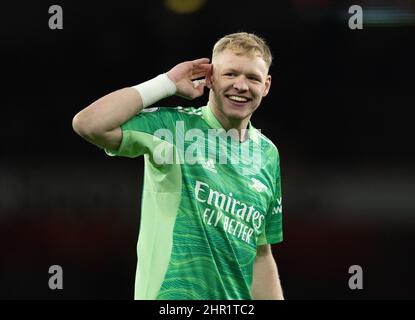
[{"left": 202, "top": 159, "right": 217, "bottom": 173}]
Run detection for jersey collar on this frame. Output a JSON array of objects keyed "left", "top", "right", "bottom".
[{"left": 201, "top": 103, "right": 260, "bottom": 145}]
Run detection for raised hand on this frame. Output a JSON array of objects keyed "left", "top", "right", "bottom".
[{"left": 166, "top": 58, "right": 212, "bottom": 100}]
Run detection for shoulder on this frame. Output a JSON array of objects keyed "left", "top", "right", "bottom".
[
  {"left": 161, "top": 106, "right": 206, "bottom": 128},
  {"left": 255, "top": 130, "right": 280, "bottom": 159},
  {"left": 171, "top": 106, "right": 204, "bottom": 117},
  {"left": 134, "top": 106, "right": 204, "bottom": 125},
  {"left": 255, "top": 131, "right": 282, "bottom": 189},
  {"left": 143, "top": 106, "right": 203, "bottom": 118},
  {"left": 254, "top": 129, "right": 281, "bottom": 176}
]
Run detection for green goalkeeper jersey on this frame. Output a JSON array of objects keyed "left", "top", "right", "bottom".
[{"left": 105, "top": 104, "right": 283, "bottom": 300}]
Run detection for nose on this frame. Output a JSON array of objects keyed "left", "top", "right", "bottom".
[{"left": 233, "top": 76, "right": 249, "bottom": 92}]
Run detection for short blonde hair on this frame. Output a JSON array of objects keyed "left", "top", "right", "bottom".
[{"left": 212, "top": 32, "right": 273, "bottom": 69}]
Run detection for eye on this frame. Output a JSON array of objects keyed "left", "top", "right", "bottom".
[
  {"left": 248, "top": 76, "right": 260, "bottom": 82},
  {"left": 224, "top": 72, "right": 236, "bottom": 77}
]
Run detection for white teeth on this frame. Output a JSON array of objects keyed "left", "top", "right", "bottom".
[{"left": 228, "top": 95, "right": 248, "bottom": 102}]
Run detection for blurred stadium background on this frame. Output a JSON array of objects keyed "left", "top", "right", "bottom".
[{"left": 1, "top": 0, "right": 414, "bottom": 299}]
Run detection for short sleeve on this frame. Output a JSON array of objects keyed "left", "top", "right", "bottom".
[
  {"left": 104, "top": 107, "right": 176, "bottom": 158},
  {"left": 257, "top": 159, "right": 283, "bottom": 246}
]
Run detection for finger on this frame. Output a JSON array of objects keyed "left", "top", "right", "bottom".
[
  {"left": 205, "top": 64, "right": 213, "bottom": 88},
  {"left": 205, "top": 64, "right": 213, "bottom": 76},
  {"left": 196, "top": 83, "right": 207, "bottom": 96},
  {"left": 192, "top": 83, "right": 206, "bottom": 99},
  {"left": 191, "top": 64, "right": 211, "bottom": 78},
  {"left": 193, "top": 63, "right": 211, "bottom": 72},
  {"left": 192, "top": 58, "right": 210, "bottom": 66}
]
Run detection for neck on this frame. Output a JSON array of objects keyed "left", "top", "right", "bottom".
[{"left": 208, "top": 101, "right": 251, "bottom": 142}]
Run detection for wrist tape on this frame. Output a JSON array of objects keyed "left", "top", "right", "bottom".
[{"left": 132, "top": 73, "right": 176, "bottom": 108}]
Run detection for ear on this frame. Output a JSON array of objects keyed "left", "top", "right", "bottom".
[
  {"left": 262, "top": 75, "right": 271, "bottom": 97},
  {"left": 205, "top": 64, "right": 214, "bottom": 89}
]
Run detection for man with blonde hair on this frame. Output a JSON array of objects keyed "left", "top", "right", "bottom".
[{"left": 73, "top": 32, "right": 284, "bottom": 300}]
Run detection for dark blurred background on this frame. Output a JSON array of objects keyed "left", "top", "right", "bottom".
[{"left": 1, "top": 0, "right": 414, "bottom": 299}]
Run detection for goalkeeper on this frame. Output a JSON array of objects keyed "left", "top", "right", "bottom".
[{"left": 73, "top": 32, "right": 284, "bottom": 300}]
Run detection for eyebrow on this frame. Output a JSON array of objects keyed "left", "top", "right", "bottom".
[{"left": 222, "top": 68, "right": 263, "bottom": 79}]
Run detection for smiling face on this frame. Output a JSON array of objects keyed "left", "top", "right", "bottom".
[{"left": 207, "top": 49, "right": 271, "bottom": 130}]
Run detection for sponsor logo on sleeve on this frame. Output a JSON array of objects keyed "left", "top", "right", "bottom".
[{"left": 272, "top": 197, "right": 282, "bottom": 214}]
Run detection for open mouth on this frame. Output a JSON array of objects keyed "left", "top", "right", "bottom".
[{"left": 225, "top": 95, "right": 251, "bottom": 106}]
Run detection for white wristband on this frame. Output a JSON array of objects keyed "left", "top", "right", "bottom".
[{"left": 132, "top": 73, "right": 176, "bottom": 108}]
